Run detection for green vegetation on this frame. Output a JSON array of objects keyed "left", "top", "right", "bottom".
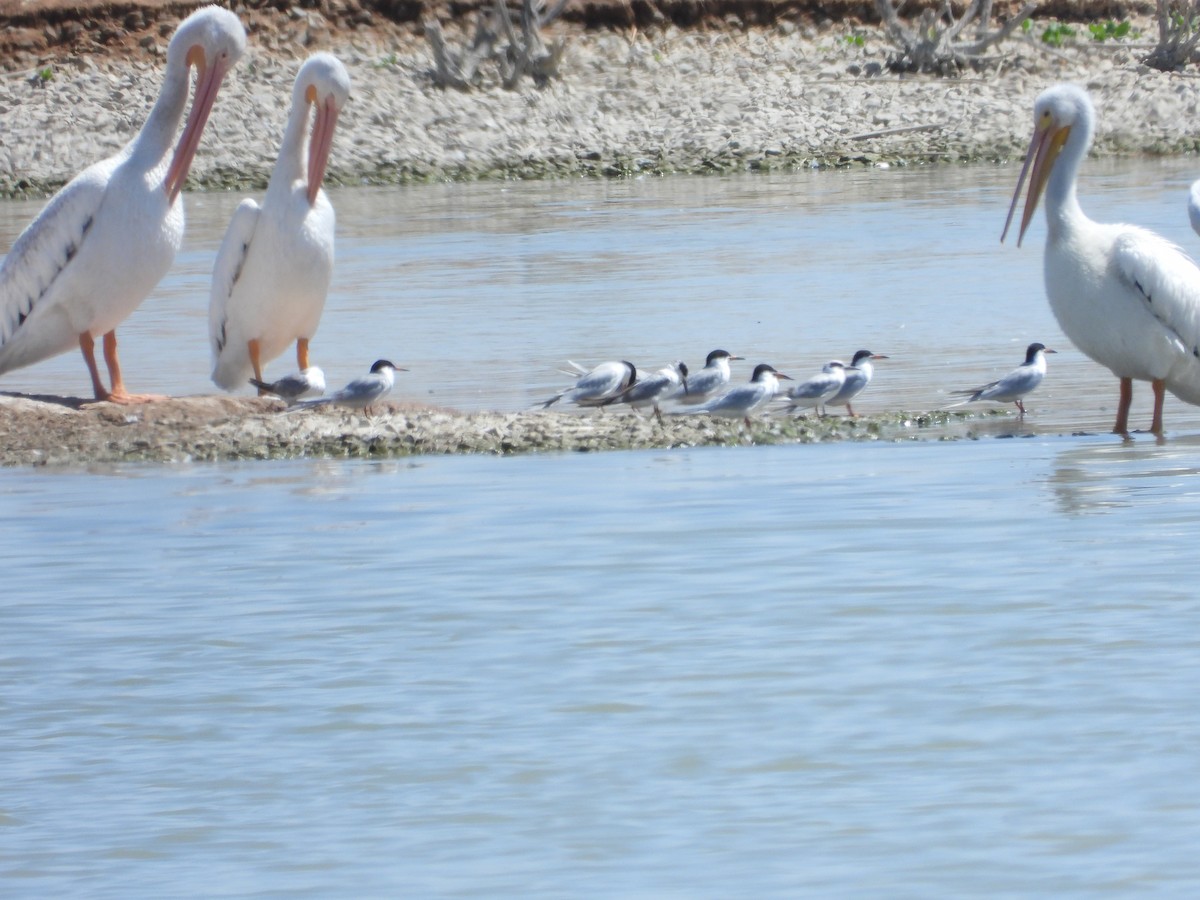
[
  {"left": 1039, "top": 22, "right": 1076, "bottom": 47},
  {"left": 1088, "top": 20, "right": 1135, "bottom": 42}
]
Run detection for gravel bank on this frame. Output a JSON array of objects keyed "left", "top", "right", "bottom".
[
  {"left": 0, "top": 393, "right": 1005, "bottom": 467},
  {"left": 1, "top": 13, "right": 1198, "bottom": 197}
]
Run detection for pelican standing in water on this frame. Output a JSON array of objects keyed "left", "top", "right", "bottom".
[
  {"left": 1004, "top": 83, "right": 1200, "bottom": 435},
  {"left": 0, "top": 6, "right": 246, "bottom": 402},
  {"left": 210, "top": 53, "right": 351, "bottom": 392}
]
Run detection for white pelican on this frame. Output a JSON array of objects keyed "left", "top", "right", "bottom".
[
  {"left": 0, "top": 6, "right": 246, "bottom": 402},
  {"left": 541, "top": 360, "right": 637, "bottom": 408},
  {"left": 784, "top": 360, "right": 845, "bottom": 416},
  {"left": 950, "top": 342, "right": 1055, "bottom": 415},
  {"left": 1004, "top": 83, "right": 1200, "bottom": 435},
  {"left": 209, "top": 53, "right": 351, "bottom": 392},
  {"left": 295, "top": 359, "right": 402, "bottom": 414},
  {"left": 1188, "top": 180, "right": 1200, "bottom": 239},
  {"left": 600, "top": 361, "right": 687, "bottom": 423},
  {"left": 682, "top": 363, "right": 792, "bottom": 427},
  {"left": 675, "top": 349, "right": 743, "bottom": 405},
  {"left": 825, "top": 349, "right": 887, "bottom": 416}
]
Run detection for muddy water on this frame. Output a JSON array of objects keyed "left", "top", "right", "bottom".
[
  {"left": 4, "top": 158, "right": 1200, "bottom": 434},
  {"left": 5, "top": 162, "right": 1200, "bottom": 896}
]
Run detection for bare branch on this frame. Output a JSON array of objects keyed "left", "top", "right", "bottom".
[
  {"left": 874, "top": 0, "right": 1037, "bottom": 75},
  {"left": 425, "top": 0, "right": 568, "bottom": 90}
]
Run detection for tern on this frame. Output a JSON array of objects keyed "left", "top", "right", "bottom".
[
  {"left": 541, "top": 360, "right": 636, "bottom": 409},
  {"left": 249, "top": 366, "right": 327, "bottom": 404},
  {"left": 825, "top": 349, "right": 888, "bottom": 417},
  {"left": 293, "top": 359, "right": 402, "bottom": 414},
  {"left": 783, "top": 361, "right": 845, "bottom": 416},
  {"left": 949, "top": 343, "right": 1056, "bottom": 415},
  {"left": 601, "top": 361, "right": 687, "bottom": 423},
  {"left": 682, "top": 363, "right": 791, "bottom": 427},
  {"left": 674, "top": 349, "right": 743, "bottom": 405}
]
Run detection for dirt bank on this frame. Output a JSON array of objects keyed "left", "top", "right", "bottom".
[
  {"left": 0, "top": 1, "right": 1152, "bottom": 70},
  {"left": 0, "top": 393, "right": 999, "bottom": 466}
]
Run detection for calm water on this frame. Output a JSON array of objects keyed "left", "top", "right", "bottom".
[{"left": 4, "top": 162, "right": 1200, "bottom": 896}]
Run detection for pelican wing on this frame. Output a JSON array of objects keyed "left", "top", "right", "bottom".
[
  {"left": 208, "top": 198, "right": 261, "bottom": 358},
  {"left": 1112, "top": 227, "right": 1200, "bottom": 360},
  {"left": 0, "top": 162, "right": 111, "bottom": 346}
]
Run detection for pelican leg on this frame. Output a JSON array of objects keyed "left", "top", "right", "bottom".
[
  {"left": 100, "top": 330, "right": 161, "bottom": 404},
  {"left": 1150, "top": 378, "right": 1166, "bottom": 435},
  {"left": 297, "top": 337, "right": 310, "bottom": 371},
  {"left": 78, "top": 332, "right": 108, "bottom": 400},
  {"left": 1113, "top": 377, "right": 1133, "bottom": 435},
  {"left": 248, "top": 339, "right": 265, "bottom": 394}
]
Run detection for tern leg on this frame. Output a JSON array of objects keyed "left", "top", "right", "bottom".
[
  {"left": 101, "top": 330, "right": 160, "bottom": 404},
  {"left": 1113, "top": 377, "right": 1133, "bottom": 435},
  {"left": 846, "top": 402, "right": 857, "bottom": 417},
  {"left": 1016, "top": 399, "right": 1026, "bottom": 416},
  {"left": 1150, "top": 378, "right": 1166, "bottom": 435},
  {"left": 79, "top": 332, "right": 108, "bottom": 400},
  {"left": 297, "top": 337, "right": 310, "bottom": 371}
]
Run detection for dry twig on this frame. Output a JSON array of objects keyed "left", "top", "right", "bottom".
[
  {"left": 1145, "top": 0, "right": 1200, "bottom": 70},
  {"left": 875, "top": 0, "right": 1037, "bottom": 74},
  {"left": 426, "top": 0, "right": 568, "bottom": 90}
]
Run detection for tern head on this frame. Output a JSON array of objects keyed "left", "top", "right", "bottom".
[
  {"left": 1024, "top": 342, "right": 1057, "bottom": 363},
  {"left": 850, "top": 349, "right": 888, "bottom": 365},
  {"left": 704, "top": 349, "right": 743, "bottom": 367},
  {"left": 670, "top": 361, "right": 688, "bottom": 393},
  {"left": 369, "top": 359, "right": 407, "bottom": 374},
  {"left": 1003, "top": 83, "right": 1094, "bottom": 247},
  {"left": 750, "top": 363, "right": 790, "bottom": 383}
]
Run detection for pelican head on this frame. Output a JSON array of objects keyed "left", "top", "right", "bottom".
[
  {"left": 1002, "top": 83, "right": 1095, "bottom": 247},
  {"left": 294, "top": 53, "right": 352, "bottom": 205},
  {"left": 164, "top": 6, "right": 247, "bottom": 201}
]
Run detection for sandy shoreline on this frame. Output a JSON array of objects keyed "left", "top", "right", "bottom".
[
  {"left": 1, "top": 11, "right": 1198, "bottom": 198},
  {"left": 0, "top": 392, "right": 1007, "bottom": 467}
]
